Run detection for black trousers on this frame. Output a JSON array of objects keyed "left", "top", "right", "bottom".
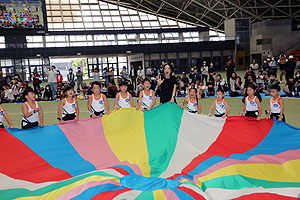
[
  {"left": 90, "top": 110, "right": 104, "bottom": 117},
  {"left": 22, "top": 120, "right": 38, "bottom": 129},
  {"left": 131, "top": 76, "right": 136, "bottom": 89},
  {"left": 62, "top": 113, "right": 76, "bottom": 121},
  {"left": 245, "top": 110, "right": 259, "bottom": 118},
  {"left": 226, "top": 75, "right": 231, "bottom": 89},
  {"left": 271, "top": 113, "right": 286, "bottom": 122}
]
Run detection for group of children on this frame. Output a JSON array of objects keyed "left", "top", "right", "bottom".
[{"left": 0, "top": 78, "right": 285, "bottom": 130}]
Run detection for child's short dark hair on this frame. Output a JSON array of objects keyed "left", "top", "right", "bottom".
[
  {"left": 189, "top": 87, "right": 197, "bottom": 93},
  {"left": 216, "top": 89, "right": 225, "bottom": 94},
  {"left": 270, "top": 84, "right": 281, "bottom": 91},
  {"left": 142, "top": 78, "right": 151, "bottom": 84},
  {"left": 246, "top": 83, "right": 257, "bottom": 90},
  {"left": 91, "top": 81, "right": 101, "bottom": 88},
  {"left": 63, "top": 85, "right": 74, "bottom": 93},
  {"left": 119, "top": 81, "right": 128, "bottom": 87},
  {"left": 24, "top": 87, "right": 35, "bottom": 97}
]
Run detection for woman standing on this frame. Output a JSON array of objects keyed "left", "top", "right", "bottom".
[
  {"left": 157, "top": 64, "right": 177, "bottom": 104},
  {"left": 93, "top": 68, "right": 100, "bottom": 82},
  {"left": 32, "top": 69, "right": 41, "bottom": 92},
  {"left": 67, "top": 68, "right": 75, "bottom": 87},
  {"left": 57, "top": 70, "right": 63, "bottom": 88},
  {"left": 137, "top": 66, "right": 144, "bottom": 79}
]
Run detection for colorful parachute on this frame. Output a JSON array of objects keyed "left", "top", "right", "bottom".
[{"left": 0, "top": 102, "right": 300, "bottom": 199}]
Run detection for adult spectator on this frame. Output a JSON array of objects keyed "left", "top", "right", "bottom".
[
  {"left": 93, "top": 68, "right": 100, "bottom": 82},
  {"left": 230, "top": 76, "right": 244, "bottom": 96},
  {"left": 44, "top": 65, "right": 58, "bottom": 99},
  {"left": 215, "top": 74, "right": 229, "bottom": 92},
  {"left": 57, "top": 70, "right": 63, "bottom": 89},
  {"left": 44, "top": 84, "right": 53, "bottom": 100},
  {"left": 278, "top": 53, "right": 287, "bottom": 82},
  {"left": 0, "top": 72, "right": 5, "bottom": 87},
  {"left": 146, "top": 66, "right": 152, "bottom": 77},
  {"left": 130, "top": 65, "right": 137, "bottom": 89},
  {"left": 108, "top": 67, "right": 115, "bottom": 83},
  {"left": 157, "top": 64, "right": 177, "bottom": 104},
  {"left": 244, "top": 75, "right": 257, "bottom": 95},
  {"left": 189, "top": 68, "right": 201, "bottom": 83},
  {"left": 263, "top": 73, "right": 280, "bottom": 96},
  {"left": 137, "top": 66, "right": 144, "bottom": 79},
  {"left": 67, "top": 68, "right": 75, "bottom": 87},
  {"left": 76, "top": 67, "right": 83, "bottom": 90},
  {"left": 120, "top": 66, "right": 129, "bottom": 79},
  {"left": 296, "top": 71, "right": 300, "bottom": 81},
  {"left": 5, "top": 72, "right": 12, "bottom": 84},
  {"left": 32, "top": 68, "right": 41, "bottom": 92},
  {"left": 181, "top": 72, "right": 189, "bottom": 88},
  {"left": 296, "top": 57, "right": 300, "bottom": 72},
  {"left": 3, "top": 84, "right": 14, "bottom": 102},
  {"left": 135, "top": 78, "right": 143, "bottom": 97},
  {"left": 261, "top": 59, "right": 270, "bottom": 73},
  {"left": 291, "top": 79, "right": 300, "bottom": 97},
  {"left": 201, "top": 61, "right": 209, "bottom": 85},
  {"left": 269, "top": 56, "right": 278, "bottom": 75},
  {"left": 14, "top": 74, "right": 22, "bottom": 83},
  {"left": 11, "top": 80, "right": 20, "bottom": 100},
  {"left": 244, "top": 67, "right": 256, "bottom": 85},
  {"left": 250, "top": 59, "right": 259, "bottom": 76},
  {"left": 100, "top": 81, "right": 108, "bottom": 96},
  {"left": 208, "top": 62, "right": 216, "bottom": 80},
  {"left": 283, "top": 77, "right": 294, "bottom": 96},
  {"left": 80, "top": 82, "right": 89, "bottom": 96},
  {"left": 230, "top": 72, "right": 237, "bottom": 90},
  {"left": 107, "top": 82, "right": 118, "bottom": 98},
  {"left": 207, "top": 78, "right": 215, "bottom": 96},
  {"left": 224, "top": 56, "right": 235, "bottom": 88},
  {"left": 158, "top": 64, "right": 164, "bottom": 75},
  {"left": 285, "top": 55, "right": 296, "bottom": 81}
]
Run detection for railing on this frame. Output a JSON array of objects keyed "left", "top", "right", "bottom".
[
  {"left": 283, "top": 40, "right": 300, "bottom": 54},
  {"left": 22, "top": 35, "right": 235, "bottom": 49}
]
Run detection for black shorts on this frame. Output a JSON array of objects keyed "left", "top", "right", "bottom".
[
  {"left": 245, "top": 110, "right": 259, "bottom": 118},
  {"left": 0, "top": 123, "right": 4, "bottom": 128},
  {"left": 90, "top": 110, "right": 104, "bottom": 117},
  {"left": 22, "top": 120, "right": 38, "bottom": 129},
  {"left": 188, "top": 110, "right": 197, "bottom": 114},
  {"left": 215, "top": 113, "right": 225, "bottom": 117},
  {"left": 62, "top": 113, "right": 76, "bottom": 121},
  {"left": 271, "top": 113, "right": 286, "bottom": 122}
]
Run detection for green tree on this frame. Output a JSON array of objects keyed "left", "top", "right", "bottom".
[{"left": 71, "top": 59, "right": 88, "bottom": 78}]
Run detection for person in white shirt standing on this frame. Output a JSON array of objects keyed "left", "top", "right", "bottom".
[
  {"left": 201, "top": 61, "right": 209, "bottom": 85},
  {"left": 137, "top": 65, "right": 144, "bottom": 79},
  {"left": 45, "top": 65, "right": 58, "bottom": 100}
]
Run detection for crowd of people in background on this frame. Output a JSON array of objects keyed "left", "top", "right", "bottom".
[{"left": 0, "top": 52, "right": 299, "bottom": 105}]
